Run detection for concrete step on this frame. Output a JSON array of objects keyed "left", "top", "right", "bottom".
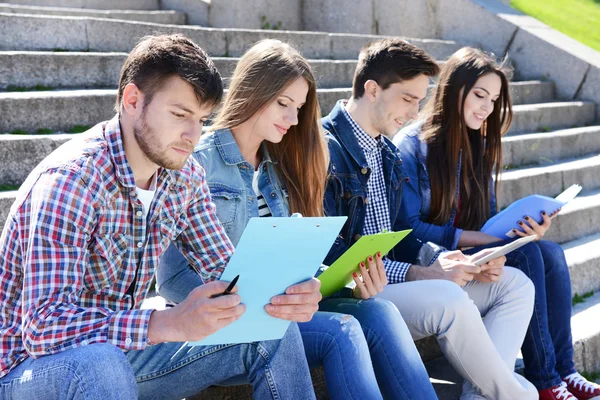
[
  {"left": 0, "top": 133, "right": 74, "bottom": 186},
  {"left": 572, "top": 291, "right": 600, "bottom": 374},
  {"left": 543, "top": 188, "right": 600, "bottom": 245},
  {"left": 508, "top": 101, "right": 596, "bottom": 135},
  {"left": 503, "top": 126, "right": 600, "bottom": 169},
  {"left": 0, "top": 12, "right": 461, "bottom": 60},
  {"left": 0, "top": 51, "right": 556, "bottom": 104},
  {"left": 0, "top": 90, "right": 591, "bottom": 135},
  {"left": 564, "top": 232, "right": 600, "bottom": 297},
  {"left": 0, "top": 3, "right": 186, "bottom": 24},
  {"left": 499, "top": 153, "right": 600, "bottom": 209},
  {"left": 0, "top": 190, "right": 16, "bottom": 230},
  {"left": 4, "top": 0, "right": 160, "bottom": 10}
]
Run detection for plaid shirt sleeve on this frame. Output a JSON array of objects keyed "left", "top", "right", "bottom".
[
  {"left": 20, "top": 169, "right": 153, "bottom": 357},
  {"left": 383, "top": 258, "right": 411, "bottom": 284},
  {"left": 175, "top": 165, "right": 234, "bottom": 283}
]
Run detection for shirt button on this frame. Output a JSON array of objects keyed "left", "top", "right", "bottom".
[
  {"left": 137, "top": 242, "right": 143, "bottom": 248},
  {"left": 365, "top": 198, "right": 370, "bottom": 204},
  {"left": 361, "top": 168, "right": 369, "bottom": 175},
  {"left": 125, "top": 337, "right": 133, "bottom": 345},
  {"left": 82, "top": 340, "right": 88, "bottom": 346},
  {"left": 353, "top": 234, "right": 362, "bottom": 241},
  {"left": 270, "top": 193, "right": 276, "bottom": 198},
  {"left": 136, "top": 211, "right": 143, "bottom": 217}
]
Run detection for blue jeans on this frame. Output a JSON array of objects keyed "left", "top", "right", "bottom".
[
  {"left": 300, "top": 312, "right": 384, "bottom": 399},
  {"left": 319, "top": 297, "right": 438, "bottom": 400},
  {"left": 466, "top": 239, "right": 576, "bottom": 390},
  {"left": 157, "top": 264, "right": 436, "bottom": 399},
  {"left": 0, "top": 323, "right": 315, "bottom": 400}
]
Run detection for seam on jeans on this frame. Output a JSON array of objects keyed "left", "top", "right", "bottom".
[
  {"left": 362, "top": 326, "right": 411, "bottom": 400},
  {"left": 135, "top": 343, "right": 236, "bottom": 382},
  {"left": 305, "top": 330, "right": 365, "bottom": 400},
  {"left": 263, "top": 364, "right": 281, "bottom": 400}
]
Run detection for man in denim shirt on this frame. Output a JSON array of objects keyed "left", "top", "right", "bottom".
[
  {"left": 322, "top": 38, "right": 538, "bottom": 400},
  {"left": 0, "top": 35, "right": 319, "bottom": 400}
]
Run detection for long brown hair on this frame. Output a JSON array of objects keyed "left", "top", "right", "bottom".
[
  {"left": 421, "top": 47, "right": 513, "bottom": 230},
  {"left": 211, "top": 39, "right": 328, "bottom": 217}
]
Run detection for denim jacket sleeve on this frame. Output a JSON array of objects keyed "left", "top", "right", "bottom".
[
  {"left": 323, "top": 174, "right": 354, "bottom": 266},
  {"left": 394, "top": 129, "right": 462, "bottom": 250}
]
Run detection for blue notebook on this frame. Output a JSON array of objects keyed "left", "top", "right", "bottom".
[
  {"left": 190, "top": 215, "right": 347, "bottom": 346},
  {"left": 482, "top": 184, "right": 581, "bottom": 239}
]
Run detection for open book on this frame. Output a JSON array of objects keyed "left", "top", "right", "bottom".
[{"left": 481, "top": 184, "right": 582, "bottom": 239}]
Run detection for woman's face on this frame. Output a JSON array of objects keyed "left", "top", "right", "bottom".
[
  {"left": 462, "top": 72, "right": 502, "bottom": 131},
  {"left": 246, "top": 76, "right": 309, "bottom": 144}
]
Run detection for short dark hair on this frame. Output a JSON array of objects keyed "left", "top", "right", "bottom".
[
  {"left": 115, "top": 34, "right": 223, "bottom": 112},
  {"left": 352, "top": 38, "right": 440, "bottom": 99}
]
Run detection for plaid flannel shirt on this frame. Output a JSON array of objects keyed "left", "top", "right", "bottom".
[
  {"left": 0, "top": 115, "right": 233, "bottom": 378},
  {"left": 341, "top": 106, "right": 412, "bottom": 283}
]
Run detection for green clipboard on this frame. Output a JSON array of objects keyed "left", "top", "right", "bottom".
[{"left": 317, "top": 229, "right": 412, "bottom": 297}]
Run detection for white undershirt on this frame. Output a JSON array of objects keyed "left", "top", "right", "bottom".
[
  {"left": 252, "top": 170, "right": 272, "bottom": 217},
  {"left": 136, "top": 173, "right": 157, "bottom": 219}
]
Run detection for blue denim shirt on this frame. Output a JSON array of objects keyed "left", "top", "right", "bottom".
[
  {"left": 322, "top": 100, "right": 425, "bottom": 266},
  {"left": 393, "top": 122, "right": 498, "bottom": 250},
  {"left": 158, "top": 128, "right": 290, "bottom": 295}
]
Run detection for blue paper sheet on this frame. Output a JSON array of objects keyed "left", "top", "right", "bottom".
[
  {"left": 190, "top": 216, "right": 347, "bottom": 346},
  {"left": 481, "top": 194, "right": 565, "bottom": 239}
]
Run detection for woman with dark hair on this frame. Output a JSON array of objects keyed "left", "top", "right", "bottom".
[
  {"left": 394, "top": 46, "right": 600, "bottom": 400},
  {"left": 157, "top": 39, "right": 437, "bottom": 400}
]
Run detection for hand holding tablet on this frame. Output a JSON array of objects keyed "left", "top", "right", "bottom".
[{"left": 471, "top": 235, "right": 538, "bottom": 266}]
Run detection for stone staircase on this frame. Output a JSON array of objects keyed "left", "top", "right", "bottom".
[{"left": 1, "top": 2, "right": 599, "bottom": 399}]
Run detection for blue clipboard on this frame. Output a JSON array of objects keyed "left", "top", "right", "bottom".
[
  {"left": 481, "top": 195, "right": 564, "bottom": 239},
  {"left": 190, "top": 215, "right": 347, "bottom": 346}
]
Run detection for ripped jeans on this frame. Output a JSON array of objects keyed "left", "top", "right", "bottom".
[{"left": 316, "top": 298, "right": 437, "bottom": 400}]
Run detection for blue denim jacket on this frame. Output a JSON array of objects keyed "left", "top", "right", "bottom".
[
  {"left": 158, "top": 128, "right": 289, "bottom": 294},
  {"left": 393, "top": 122, "right": 498, "bottom": 250},
  {"left": 322, "top": 100, "right": 425, "bottom": 265}
]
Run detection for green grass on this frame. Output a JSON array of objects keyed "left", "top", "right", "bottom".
[
  {"left": 511, "top": 0, "right": 600, "bottom": 52},
  {"left": 581, "top": 370, "right": 600, "bottom": 382},
  {"left": 67, "top": 125, "right": 91, "bottom": 134},
  {"left": 35, "top": 128, "right": 53, "bottom": 135},
  {"left": 0, "top": 184, "right": 20, "bottom": 192},
  {"left": 6, "top": 84, "right": 54, "bottom": 92},
  {"left": 9, "top": 129, "right": 29, "bottom": 135},
  {"left": 572, "top": 290, "right": 594, "bottom": 306}
]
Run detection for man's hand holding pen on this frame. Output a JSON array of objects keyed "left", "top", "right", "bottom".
[{"left": 148, "top": 279, "right": 245, "bottom": 344}]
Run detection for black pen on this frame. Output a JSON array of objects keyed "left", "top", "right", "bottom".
[{"left": 211, "top": 275, "right": 240, "bottom": 298}]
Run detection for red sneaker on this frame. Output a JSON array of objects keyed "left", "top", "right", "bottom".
[
  {"left": 539, "top": 382, "right": 577, "bottom": 400},
  {"left": 563, "top": 372, "right": 600, "bottom": 400}
]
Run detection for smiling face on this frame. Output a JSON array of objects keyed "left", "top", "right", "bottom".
[
  {"left": 133, "top": 75, "right": 214, "bottom": 170},
  {"left": 462, "top": 72, "right": 502, "bottom": 131},
  {"left": 371, "top": 73, "right": 430, "bottom": 136},
  {"left": 242, "top": 76, "right": 309, "bottom": 144}
]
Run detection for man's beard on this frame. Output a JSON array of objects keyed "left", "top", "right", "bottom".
[{"left": 133, "top": 112, "right": 189, "bottom": 171}]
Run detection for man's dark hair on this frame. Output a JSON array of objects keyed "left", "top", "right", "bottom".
[
  {"left": 352, "top": 38, "right": 440, "bottom": 99},
  {"left": 115, "top": 34, "right": 223, "bottom": 112}
]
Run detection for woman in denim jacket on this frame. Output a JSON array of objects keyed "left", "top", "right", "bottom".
[
  {"left": 394, "top": 47, "right": 600, "bottom": 400},
  {"left": 157, "top": 39, "right": 437, "bottom": 400}
]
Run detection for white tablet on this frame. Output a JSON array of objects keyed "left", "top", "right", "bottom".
[{"left": 472, "top": 235, "right": 538, "bottom": 266}]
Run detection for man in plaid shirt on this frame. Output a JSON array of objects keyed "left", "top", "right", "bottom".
[
  {"left": 321, "top": 38, "right": 538, "bottom": 399},
  {"left": 0, "top": 35, "right": 319, "bottom": 400}
]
